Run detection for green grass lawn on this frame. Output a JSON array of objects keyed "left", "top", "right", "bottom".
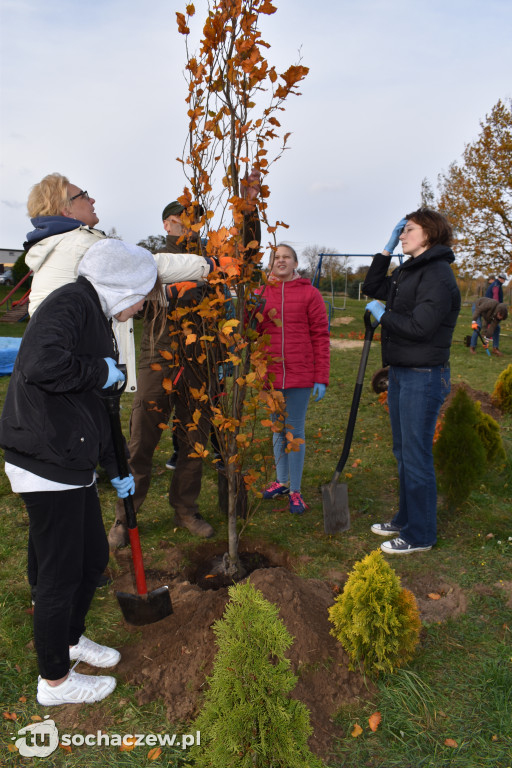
[{"left": 0, "top": 296, "right": 511, "bottom": 767}]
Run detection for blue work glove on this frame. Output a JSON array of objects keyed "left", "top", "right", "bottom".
[
  {"left": 366, "top": 300, "right": 385, "bottom": 323},
  {"left": 102, "top": 357, "right": 125, "bottom": 389},
  {"left": 111, "top": 475, "right": 135, "bottom": 498},
  {"left": 312, "top": 383, "right": 326, "bottom": 401},
  {"left": 383, "top": 217, "right": 408, "bottom": 254}
]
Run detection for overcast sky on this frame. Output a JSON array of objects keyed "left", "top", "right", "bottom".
[{"left": 1, "top": 0, "right": 511, "bottom": 269}]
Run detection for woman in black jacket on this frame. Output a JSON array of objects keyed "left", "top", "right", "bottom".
[
  {"left": 363, "top": 209, "right": 461, "bottom": 555},
  {"left": 0, "top": 239, "right": 158, "bottom": 705}
]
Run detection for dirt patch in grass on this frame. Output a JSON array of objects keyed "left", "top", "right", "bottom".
[
  {"left": 330, "top": 339, "right": 364, "bottom": 350},
  {"left": 440, "top": 381, "right": 502, "bottom": 420},
  {"left": 400, "top": 574, "right": 468, "bottom": 624},
  {"left": 330, "top": 316, "right": 355, "bottom": 326}
]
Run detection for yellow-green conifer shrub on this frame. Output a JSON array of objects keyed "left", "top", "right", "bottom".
[
  {"left": 328, "top": 550, "right": 421, "bottom": 676},
  {"left": 474, "top": 403, "right": 506, "bottom": 463},
  {"left": 492, "top": 363, "right": 512, "bottom": 413},
  {"left": 187, "top": 580, "right": 325, "bottom": 768}
]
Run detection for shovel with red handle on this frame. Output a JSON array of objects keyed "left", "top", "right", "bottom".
[{"left": 102, "top": 368, "right": 172, "bottom": 626}]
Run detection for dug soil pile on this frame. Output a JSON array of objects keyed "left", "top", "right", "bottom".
[{"left": 116, "top": 563, "right": 372, "bottom": 759}]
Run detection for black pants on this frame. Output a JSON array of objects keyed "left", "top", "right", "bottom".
[{"left": 21, "top": 485, "right": 109, "bottom": 680}]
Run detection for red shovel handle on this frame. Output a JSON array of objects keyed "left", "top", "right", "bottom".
[
  {"left": 102, "top": 384, "right": 150, "bottom": 599},
  {"left": 128, "top": 525, "right": 148, "bottom": 598}
]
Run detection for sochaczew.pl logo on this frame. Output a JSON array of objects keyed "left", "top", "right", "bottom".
[{"left": 12, "top": 717, "right": 201, "bottom": 757}]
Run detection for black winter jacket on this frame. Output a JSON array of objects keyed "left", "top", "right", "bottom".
[
  {"left": 0, "top": 277, "right": 119, "bottom": 484},
  {"left": 362, "top": 245, "right": 461, "bottom": 367}
]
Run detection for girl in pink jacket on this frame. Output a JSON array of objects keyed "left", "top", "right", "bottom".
[{"left": 258, "top": 244, "right": 330, "bottom": 513}]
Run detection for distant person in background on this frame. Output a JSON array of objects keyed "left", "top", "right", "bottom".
[
  {"left": 485, "top": 273, "right": 506, "bottom": 303},
  {"left": 258, "top": 244, "right": 330, "bottom": 515},
  {"left": 363, "top": 208, "right": 460, "bottom": 555},
  {"left": 470, "top": 297, "right": 508, "bottom": 356}
]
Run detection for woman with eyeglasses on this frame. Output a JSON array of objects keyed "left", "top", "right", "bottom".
[
  {"left": 24, "top": 174, "right": 103, "bottom": 316},
  {"left": 362, "top": 209, "right": 461, "bottom": 555}
]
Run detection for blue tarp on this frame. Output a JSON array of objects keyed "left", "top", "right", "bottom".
[{"left": 0, "top": 337, "right": 22, "bottom": 376}]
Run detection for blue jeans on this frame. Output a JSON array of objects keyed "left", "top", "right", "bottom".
[
  {"left": 273, "top": 387, "right": 311, "bottom": 493},
  {"left": 387, "top": 365, "right": 450, "bottom": 548}
]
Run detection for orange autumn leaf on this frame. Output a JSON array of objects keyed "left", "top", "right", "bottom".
[
  {"left": 444, "top": 738, "right": 458, "bottom": 748},
  {"left": 59, "top": 743, "right": 72, "bottom": 753},
  {"left": 158, "top": 423, "right": 169, "bottom": 431},
  {"left": 428, "top": 592, "right": 441, "bottom": 600},
  {"left": 8, "top": 744, "right": 18, "bottom": 753},
  {"left": 176, "top": 12, "right": 190, "bottom": 34},
  {"left": 351, "top": 459, "right": 362, "bottom": 468},
  {"left": 18, "top": 696, "right": 27, "bottom": 703},
  {"left": 148, "top": 747, "right": 163, "bottom": 760},
  {"left": 351, "top": 723, "right": 363, "bottom": 738},
  {"left": 185, "top": 333, "right": 197, "bottom": 345},
  {"left": 3, "top": 711, "right": 17, "bottom": 720},
  {"left": 189, "top": 442, "right": 209, "bottom": 458},
  {"left": 368, "top": 711, "right": 382, "bottom": 732},
  {"left": 120, "top": 736, "right": 137, "bottom": 752}
]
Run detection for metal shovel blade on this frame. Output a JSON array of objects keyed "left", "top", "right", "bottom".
[
  {"left": 321, "top": 480, "right": 350, "bottom": 534},
  {"left": 116, "top": 585, "right": 173, "bottom": 627}
]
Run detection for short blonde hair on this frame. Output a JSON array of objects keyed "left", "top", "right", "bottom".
[{"left": 27, "top": 173, "right": 70, "bottom": 217}]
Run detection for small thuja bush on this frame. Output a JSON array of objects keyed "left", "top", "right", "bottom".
[
  {"left": 474, "top": 403, "right": 506, "bottom": 463},
  {"left": 328, "top": 550, "right": 421, "bottom": 676},
  {"left": 492, "top": 363, "right": 512, "bottom": 413},
  {"left": 187, "top": 580, "right": 324, "bottom": 768},
  {"left": 433, "top": 386, "right": 486, "bottom": 508}
]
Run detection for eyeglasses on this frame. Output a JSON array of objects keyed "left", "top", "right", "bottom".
[
  {"left": 69, "top": 190, "right": 90, "bottom": 202},
  {"left": 400, "top": 226, "right": 421, "bottom": 236}
]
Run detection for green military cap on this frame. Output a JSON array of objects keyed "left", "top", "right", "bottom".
[{"left": 162, "top": 201, "right": 185, "bottom": 220}]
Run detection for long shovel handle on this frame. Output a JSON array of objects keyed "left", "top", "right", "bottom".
[
  {"left": 102, "top": 388, "right": 149, "bottom": 598},
  {"left": 331, "top": 311, "right": 378, "bottom": 483},
  {"left": 476, "top": 329, "right": 491, "bottom": 357}
]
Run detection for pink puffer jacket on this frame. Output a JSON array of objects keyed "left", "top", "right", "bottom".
[{"left": 257, "top": 277, "right": 330, "bottom": 389}]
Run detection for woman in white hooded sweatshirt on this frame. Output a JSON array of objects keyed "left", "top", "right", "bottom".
[{"left": 0, "top": 239, "right": 158, "bottom": 706}]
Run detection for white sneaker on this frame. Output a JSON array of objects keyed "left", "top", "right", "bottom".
[
  {"left": 37, "top": 669, "right": 116, "bottom": 706},
  {"left": 69, "top": 635, "right": 121, "bottom": 668}
]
